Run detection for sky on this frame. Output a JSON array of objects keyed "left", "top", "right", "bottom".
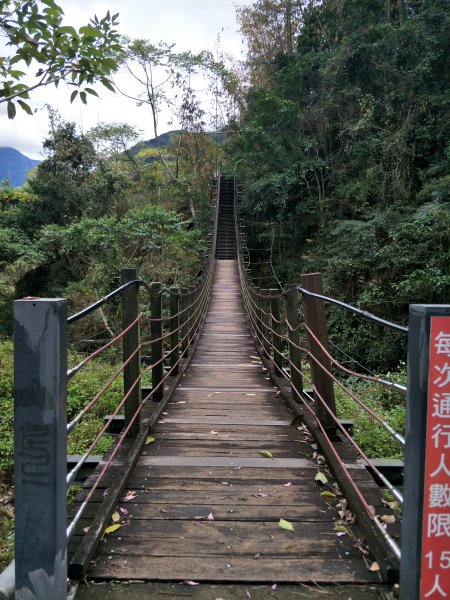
[{"left": 0, "top": 0, "right": 249, "bottom": 159}]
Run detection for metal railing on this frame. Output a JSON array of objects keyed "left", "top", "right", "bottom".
[
  {"left": 234, "top": 181, "right": 407, "bottom": 581},
  {"left": 12, "top": 182, "right": 219, "bottom": 597}
]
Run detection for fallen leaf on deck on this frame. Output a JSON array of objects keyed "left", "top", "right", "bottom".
[
  {"left": 279, "top": 518, "right": 295, "bottom": 532},
  {"left": 254, "top": 492, "right": 269, "bottom": 498},
  {"left": 207, "top": 510, "right": 214, "bottom": 521},
  {"left": 104, "top": 524, "right": 121, "bottom": 535},
  {"left": 247, "top": 589, "right": 252, "bottom": 598},
  {"left": 246, "top": 393, "right": 256, "bottom": 396},
  {"left": 369, "top": 561, "right": 380, "bottom": 572},
  {"left": 119, "top": 507, "right": 129, "bottom": 515},
  {"left": 123, "top": 491, "right": 137, "bottom": 502},
  {"left": 271, "top": 583, "right": 278, "bottom": 591},
  {"left": 380, "top": 514, "right": 396, "bottom": 524},
  {"left": 259, "top": 450, "right": 274, "bottom": 459},
  {"left": 321, "top": 490, "right": 336, "bottom": 498},
  {"left": 145, "top": 436, "right": 155, "bottom": 445},
  {"left": 221, "top": 481, "right": 230, "bottom": 485},
  {"left": 184, "top": 580, "right": 199, "bottom": 586},
  {"left": 176, "top": 401, "right": 186, "bottom": 404},
  {"left": 210, "top": 430, "right": 219, "bottom": 435},
  {"left": 82, "top": 527, "right": 89, "bottom": 533},
  {"left": 283, "top": 482, "right": 293, "bottom": 487},
  {"left": 111, "top": 511, "right": 120, "bottom": 523},
  {"left": 333, "top": 525, "right": 350, "bottom": 535},
  {"left": 315, "top": 471, "right": 328, "bottom": 485},
  {"left": 102, "top": 488, "right": 109, "bottom": 497}
]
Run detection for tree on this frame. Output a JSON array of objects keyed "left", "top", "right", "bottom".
[{"left": 0, "top": 0, "right": 123, "bottom": 118}]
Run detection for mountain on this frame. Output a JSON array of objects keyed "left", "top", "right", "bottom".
[{"left": 0, "top": 147, "right": 41, "bottom": 187}]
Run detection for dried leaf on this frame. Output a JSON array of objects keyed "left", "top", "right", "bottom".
[
  {"left": 259, "top": 450, "right": 274, "bottom": 459},
  {"left": 369, "top": 561, "right": 380, "bottom": 572},
  {"left": 283, "top": 482, "right": 293, "bottom": 487},
  {"left": 145, "top": 435, "right": 155, "bottom": 445},
  {"left": 380, "top": 514, "right": 396, "bottom": 524},
  {"left": 271, "top": 583, "right": 278, "bottom": 591},
  {"left": 111, "top": 511, "right": 120, "bottom": 523},
  {"left": 315, "top": 471, "right": 328, "bottom": 485},
  {"left": 246, "top": 393, "right": 256, "bottom": 396},
  {"left": 119, "top": 507, "right": 129, "bottom": 515},
  {"left": 210, "top": 430, "right": 219, "bottom": 436},
  {"left": 254, "top": 492, "right": 269, "bottom": 498},
  {"left": 104, "top": 524, "right": 121, "bottom": 535},
  {"left": 382, "top": 499, "right": 399, "bottom": 511},
  {"left": 221, "top": 481, "right": 230, "bottom": 486},
  {"left": 184, "top": 580, "right": 199, "bottom": 586},
  {"left": 102, "top": 488, "right": 109, "bottom": 497},
  {"left": 279, "top": 518, "right": 295, "bottom": 532},
  {"left": 207, "top": 510, "right": 214, "bottom": 521},
  {"left": 321, "top": 490, "right": 336, "bottom": 498},
  {"left": 124, "top": 491, "right": 137, "bottom": 502},
  {"left": 82, "top": 527, "right": 90, "bottom": 533},
  {"left": 247, "top": 589, "right": 252, "bottom": 598}
]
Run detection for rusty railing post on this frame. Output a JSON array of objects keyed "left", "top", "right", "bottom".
[
  {"left": 170, "top": 287, "right": 180, "bottom": 375},
  {"left": 121, "top": 268, "right": 140, "bottom": 435},
  {"left": 270, "top": 289, "right": 283, "bottom": 377},
  {"left": 180, "top": 288, "right": 189, "bottom": 357},
  {"left": 300, "top": 273, "right": 336, "bottom": 431},
  {"left": 14, "top": 298, "right": 68, "bottom": 598},
  {"left": 284, "top": 284, "right": 303, "bottom": 401},
  {"left": 151, "top": 282, "right": 163, "bottom": 401}
]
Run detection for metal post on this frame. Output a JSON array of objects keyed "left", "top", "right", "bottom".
[
  {"left": 261, "top": 290, "right": 271, "bottom": 357},
  {"left": 151, "top": 282, "right": 163, "bottom": 401},
  {"left": 121, "top": 269, "right": 140, "bottom": 436},
  {"left": 188, "top": 285, "right": 196, "bottom": 344},
  {"left": 14, "top": 298, "right": 68, "bottom": 599},
  {"left": 254, "top": 287, "right": 263, "bottom": 348},
  {"left": 270, "top": 289, "right": 283, "bottom": 377},
  {"left": 170, "top": 288, "right": 179, "bottom": 375},
  {"left": 400, "top": 305, "right": 450, "bottom": 600},
  {"left": 300, "top": 273, "right": 336, "bottom": 431},
  {"left": 180, "top": 288, "right": 189, "bottom": 357},
  {"left": 284, "top": 284, "right": 303, "bottom": 401}
]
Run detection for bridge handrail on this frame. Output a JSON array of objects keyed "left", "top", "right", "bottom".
[
  {"left": 11, "top": 178, "right": 220, "bottom": 596},
  {"left": 234, "top": 180, "right": 404, "bottom": 579},
  {"left": 297, "top": 287, "right": 409, "bottom": 334}
]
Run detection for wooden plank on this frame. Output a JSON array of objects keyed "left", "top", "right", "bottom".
[{"left": 87, "top": 555, "right": 379, "bottom": 583}]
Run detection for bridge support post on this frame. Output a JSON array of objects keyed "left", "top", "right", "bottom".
[
  {"left": 188, "top": 285, "right": 196, "bottom": 344},
  {"left": 300, "top": 273, "right": 336, "bottom": 433},
  {"left": 170, "top": 288, "right": 180, "bottom": 375},
  {"left": 121, "top": 269, "right": 141, "bottom": 435},
  {"left": 151, "top": 282, "right": 163, "bottom": 401},
  {"left": 284, "top": 284, "right": 303, "bottom": 401},
  {"left": 180, "top": 288, "right": 189, "bottom": 357},
  {"left": 261, "top": 290, "right": 271, "bottom": 357},
  {"left": 13, "top": 298, "right": 68, "bottom": 599},
  {"left": 254, "top": 287, "right": 263, "bottom": 349},
  {"left": 270, "top": 290, "right": 283, "bottom": 377},
  {"left": 400, "top": 304, "right": 450, "bottom": 600}
]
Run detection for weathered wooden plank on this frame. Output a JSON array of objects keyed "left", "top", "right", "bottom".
[{"left": 87, "top": 555, "right": 379, "bottom": 583}]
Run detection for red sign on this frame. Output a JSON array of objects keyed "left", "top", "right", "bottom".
[{"left": 421, "top": 316, "right": 450, "bottom": 598}]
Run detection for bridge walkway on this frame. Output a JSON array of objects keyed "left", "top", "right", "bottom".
[{"left": 74, "top": 260, "right": 381, "bottom": 584}]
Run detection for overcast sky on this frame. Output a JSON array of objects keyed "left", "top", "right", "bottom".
[{"left": 0, "top": 0, "right": 249, "bottom": 159}]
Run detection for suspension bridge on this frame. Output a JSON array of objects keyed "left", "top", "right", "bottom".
[{"left": 5, "top": 177, "right": 450, "bottom": 599}]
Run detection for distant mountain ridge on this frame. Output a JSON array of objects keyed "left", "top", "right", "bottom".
[{"left": 0, "top": 147, "right": 40, "bottom": 187}]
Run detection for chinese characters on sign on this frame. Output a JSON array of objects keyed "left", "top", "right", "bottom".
[{"left": 421, "top": 318, "right": 450, "bottom": 598}]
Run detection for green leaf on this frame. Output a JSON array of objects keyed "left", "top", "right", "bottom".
[
  {"left": 259, "top": 449, "right": 274, "bottom": 459},
  {"left": 101, "top": 78, "right": 115, "bottom": 93},
  {"left": 321, "top": 490, "right": 336, "bottom": 498},
  {"left": 145, "top": 436, "right": 155, "bottom": 445},
  {"left": 70, "top": 89, "right": 78, "bottom": 103},
  {"left": 7, "top": 102, "right": 16, "bottom": 120},
  {"left": 279, "top": 518, "right": 295, "bottom": 532},
  {"left": 85, "top": 87, "right": 99, "bottom": 97},
  {"left": 80, "top": 91, "right": 87, "bottom": 104},
  {"left": 57, "top": 26, "right": 77, "bottom": 36},
  {"left": 315, "top": 471, "right": 328, "bottom": 485},
  {"left": 16, "top": 99, "right": 33, "bottom": 115},
  {"left": 333, "top": 525, "right": 350, "bottom": 535},
  {"left": 104, "top": 523, "right": 121, "bottom": 534}
]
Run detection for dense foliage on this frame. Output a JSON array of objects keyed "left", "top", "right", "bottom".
[
  {"left": 0, "top": 0, "right": 123, "bottom": 117},
  {"left": 228, "top": 0, "right": 450, "bottom": 369}
]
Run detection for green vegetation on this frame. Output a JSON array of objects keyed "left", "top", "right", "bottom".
[
  {"left": 228, "top": 0, "right": 450, "bottom": 371},
  {"left": 0, "top": 0, "right": 123, "bottom": 117}
]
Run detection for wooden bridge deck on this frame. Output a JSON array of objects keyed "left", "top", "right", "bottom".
[{"left": 75, "top": 260, "right": 380, "bottom": 584}]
